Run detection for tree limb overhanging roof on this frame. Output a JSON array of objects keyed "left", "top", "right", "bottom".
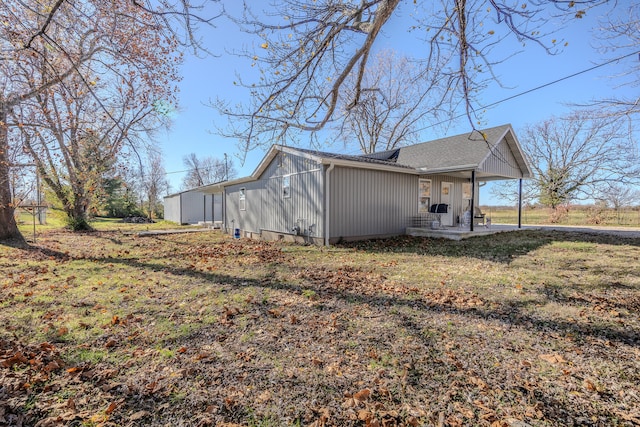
[{"left": 199, "top": 124, "right": 531, "bottom": 193}]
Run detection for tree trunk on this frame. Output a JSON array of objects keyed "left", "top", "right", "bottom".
[
  {"left": 0, "top": 103, "right": 24, "bottom": 242},
  {"left": 66, "top": 194, "right": 92, "bottom": 231}
]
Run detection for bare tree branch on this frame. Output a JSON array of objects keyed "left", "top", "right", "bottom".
[
  {"left": 217, "top": 0, "right": 609, "bottom": 157},
  {"left": 520, "top": 111, "right": 640, "bottom": 209}
]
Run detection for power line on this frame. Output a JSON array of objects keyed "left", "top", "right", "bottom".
[
  {"left": 424, "top": 49, "right": 640, "bottom": 131},
  {"left": 163, "top": 49, "right": 640, "bottom": 171},
  {"left": 482, "top": 50, "right": 640, "bottom": 110}
]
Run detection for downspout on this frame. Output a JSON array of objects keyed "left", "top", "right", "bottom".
[
  {"left": 324, "top": 162, "right": 335, "bottom": 247},
  {"left": 179, "top": 193, "right": 183, "bottom": 225}
]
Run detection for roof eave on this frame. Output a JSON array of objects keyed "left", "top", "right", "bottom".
[
  {"left": 417, "top": 164, "right": 478, "bottom": 174},
  {"left": 318, "top": 157, "right": 418, "bottom": 174}
]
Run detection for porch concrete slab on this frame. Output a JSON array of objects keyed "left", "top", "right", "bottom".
[
  {"left": 406, "top": 224, "right": 522, "bottom": 240},
  {"left": 406, "top": 224, "right": 640, "bottom": 240}
]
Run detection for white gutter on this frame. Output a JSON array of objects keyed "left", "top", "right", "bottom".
[
  {"left": 417, "top": 164, "right": 478, "bottom": 174},
  {"left": 319, "top": 158, "right": 416, "bottom": 175},
  {"left": 324, "top": 162, "right": 335, "bottom": 247}
]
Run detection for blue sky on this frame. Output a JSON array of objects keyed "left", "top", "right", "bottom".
[{"left": 156, "top": 1, "right": 637, "bottom": 204}]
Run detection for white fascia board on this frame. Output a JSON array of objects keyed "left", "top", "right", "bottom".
[
  {"left": 199, "top": 176, "right": 254, "bottom": 193},
  {"left": 417, "top": 164, "right": 478, "bottom": 174},
  {"left": 318, "top": 158, "right": 419, "bottom": 174},
  {"left": 200, "top": 145, "right": 283, "bottom": 194},
  {"left": 505, "top": 129, "right": 534, "bottom": 178},
  {"left": 251, "top": 145, "right": 281, "bottom": 177},
  {"left": 279, "top": 145, "right": 322, "bottom": 162},
  {"left": 164, "top": 190, "right": 187, "bottom": 198}
]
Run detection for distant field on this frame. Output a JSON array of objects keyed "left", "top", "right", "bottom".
[{"left": 482, "top": 206, "right": 640, "bottom": 227}]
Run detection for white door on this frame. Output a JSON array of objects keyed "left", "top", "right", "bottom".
[
  {"left": 441, "top": 182, "right": 453, "bottom": 205},
  {"left": 440, "top": 182, "right": 453, "bottom": 225}
]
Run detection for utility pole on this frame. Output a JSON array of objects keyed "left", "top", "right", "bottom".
[
  {"left": 9, "top": 162, "right": 46, "bottom": 241},
  {"left": 224, "top": 153, "right": 228, "bottom": 181}
]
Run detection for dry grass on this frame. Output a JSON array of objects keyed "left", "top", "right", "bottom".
[
  {"left": 485, "top": 206, "right": 640, "bottom": 228},
  {"left": 1, "top": 227, "right": 639, "bottom": 426}
]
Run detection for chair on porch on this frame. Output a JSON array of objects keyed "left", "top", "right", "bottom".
[{"left": 472, "top": 206, "right": 486, "bottom": 227}]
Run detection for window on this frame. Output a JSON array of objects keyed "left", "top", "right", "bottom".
[
  {"left": 462, "top": 182, "right": 472, "bottom": 199},
  {"left": 239, "top": 188, "right": 246, "bottom": 211},
  {"left": 418, "top": 179, "right": 431, "bottom": 213},
  {"left": 283, "top": 175, "right": 291, "bottom": 198}
]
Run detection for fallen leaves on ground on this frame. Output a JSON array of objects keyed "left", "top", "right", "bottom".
[{"left": 1, "top": 230, "right": 639, "bottom": 426}]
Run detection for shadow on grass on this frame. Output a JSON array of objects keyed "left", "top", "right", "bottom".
[
  {"left": 27, "top": 240, "right": 635, "bottom": 350},
  {"left": 7, "top": 230, "right": 638, "bottom": 425},
  {"left": 0, "top": 236, "right": 29, "bottom": 249},
  {"left": 11, "top": 229, "right": 638, "bottom": 349}
]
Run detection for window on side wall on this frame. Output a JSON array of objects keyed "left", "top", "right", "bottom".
[
  {"left": 239, "top": 188, "right": 246, "bottom": 211},
  {"left": 283, "top": 175, "right": 291, "bottom": 198},
  {"left": 418, "top": 178, "right": 431, "bottom": 213}
]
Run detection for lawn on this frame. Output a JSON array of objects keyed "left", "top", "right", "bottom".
[{"left": 1, "top": 225, "right": 639, "bottom": 426}]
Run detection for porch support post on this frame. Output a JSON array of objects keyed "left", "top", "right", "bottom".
[
  {"left": 470, "top": 170, "right": 476, "bottom": 232},
  {"left": 518, "top": 178, "right": 523, "bottom": 229}
]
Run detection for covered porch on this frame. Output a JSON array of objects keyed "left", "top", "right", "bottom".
[{"left": 409, "top": 125, "right": 533, "bottom": 233}]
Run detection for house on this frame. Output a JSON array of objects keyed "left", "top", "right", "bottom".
[{"left": 191, "top": 124, "right": 532, "bottom": 244}]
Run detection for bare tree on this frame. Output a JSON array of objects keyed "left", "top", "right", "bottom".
[
  {"left": 13, "top": 76, "right": 169, "bottom": 229},
  {"left": 521, "top": 112, "right": 640, "bottom": 210},
  {"left": 593, "top": 3, "right": 640, "bottom": 119},
  {"left": 139, "top": 149, "right": 170, "bottom": 220},
  {"left": 1, "top": 0, "right": 96, "bottom": 240},
  {"left": 0, "top": 0, "right": 221, "bottom": 241},
  {"left": 218, "top": 0, "right": 608, "bottom": 156},
  {"left": 490, "top": 179, "right": 538, "bottom": 208},
  {"left": 7, "top": 2, "right": 180, "bottom": 231},
  {"left": 594, "top": 182, "right": 640, "bottom": 224},
  {"left": 336, "top": 49, "right": 447, "bottom": 153},
  {"left": 181, "top": 153, "right": 237, "bottom": 189}
]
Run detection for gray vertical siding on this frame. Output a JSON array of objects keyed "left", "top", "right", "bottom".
[
  {"left": 164, "top": 191, "right": 224, "bottom": 224},
  {"left": 180, "top": 191, "right": 207, "bottom": 224},
  {"left": 163, "top": 194, "right": 181, "bottom": 223},
  {"left": 204, "top": 194, "right": 212, "bottom": 222},
  {"left": 225, "top": 152, "right": 324, "bottom": 238},
  {"left": 223, "top": 148, "right": 504, "bottom": 243},
  {"left": 212, "top": 193, "right": 223, "bottom": 222},
  {"left": 480, "top": 140, "right": 524, "bottom": 178},
  {"left": 329, "top": 167, "right": 417, "bottom": 239}
]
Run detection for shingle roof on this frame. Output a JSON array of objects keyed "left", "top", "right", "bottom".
[
  {"left": 288, "top": 124, "right": 520, "bottom": 174},
  {"left": 395, "top": 124, "right": 512, "bottom": 169}
]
